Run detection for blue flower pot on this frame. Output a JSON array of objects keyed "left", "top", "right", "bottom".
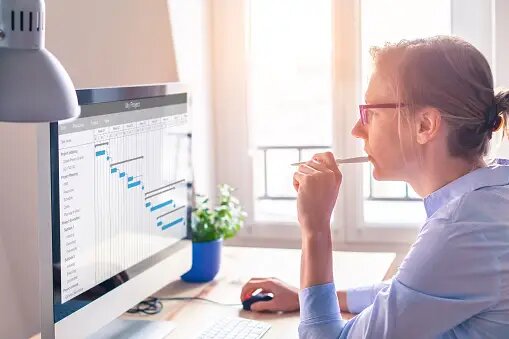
[{"left": 181, "top": 238, "right": 223, "bottom": 283}]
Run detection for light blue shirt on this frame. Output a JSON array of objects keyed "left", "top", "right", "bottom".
[{"left": 299, "top": 159, "right": 509, "bottom": 339}]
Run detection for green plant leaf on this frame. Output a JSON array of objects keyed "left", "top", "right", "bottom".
[{"left": 191, "top": 184, "right": 246, "bottom": 243}]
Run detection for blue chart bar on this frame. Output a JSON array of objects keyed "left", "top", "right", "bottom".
[
  {"left": 128, "top": 176, "right": 134, "bottom": 182},
  {"left": 119, "top": 172, "right": 126, "bottom": 178},
  {"left": 162, "top": 217, "right": 184, "bottom": 231},
  {"left": 157, "top": 221, "right": 163, "bottom": 227},
  {"left": 96, "top": 150, "right": 106, "bottom": 157},
  {"left": 128, "top": 180, "right": 141, "bottom": 189},
  {"left": 150, "top": 200, "right": 173, "bottom": 212},
  {"left": 111, "top": 168, "right": 118, "bottom": 174},
  {"left": 145, "top": 202, "right": 151, "bottom": 208}
]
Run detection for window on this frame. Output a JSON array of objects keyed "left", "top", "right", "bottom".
[
  {"left": 359, "top": 0, "right": 451, "bottom": 227},
  {"left": 248, "top": 0, "right": 333, "bottom": 222},
  {"left": 213, "top": 0, "right": 494, "bottom": 246},
  {"left": 248, "top": 0, "right": 449, "bottom": 228}
]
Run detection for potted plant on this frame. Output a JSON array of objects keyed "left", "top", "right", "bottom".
[{"left": 181, "top": 184, "right": 247, "bottom": 283}]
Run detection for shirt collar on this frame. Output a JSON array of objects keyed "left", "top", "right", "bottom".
[{"left": 423, "top": 159, "right": 509, "bottom": 218}]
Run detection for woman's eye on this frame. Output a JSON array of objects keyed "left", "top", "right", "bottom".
[{"left": 367, "top": 109, "right": 376, "bottom": 118}]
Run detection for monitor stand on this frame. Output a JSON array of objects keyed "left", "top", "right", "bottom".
[{"left": 87, "top": 319, "right": 176, "bottom": 339}]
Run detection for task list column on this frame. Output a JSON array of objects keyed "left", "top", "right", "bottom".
[{"left": 58, "top": 129, "right": 96, "bottom": 303}]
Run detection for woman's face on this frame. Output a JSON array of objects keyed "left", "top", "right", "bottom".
[{"left": 352, "top": 71, "right": 417, "bottom": 181}]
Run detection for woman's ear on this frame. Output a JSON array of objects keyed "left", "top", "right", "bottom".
[{"left": 415, "top": 107, "right": 441, "bottom": 145}]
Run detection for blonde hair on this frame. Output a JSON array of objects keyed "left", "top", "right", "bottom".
[{"left": 370, "top": 36, "right": 509, "bottom": 161}]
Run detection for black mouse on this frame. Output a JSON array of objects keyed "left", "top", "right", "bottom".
[{"left": 242, "top": 293, "right": 273, "bottom": 311}]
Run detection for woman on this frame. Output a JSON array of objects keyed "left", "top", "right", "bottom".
[{"left": 241, "top": 36, "right": 509, "bottom": 338}]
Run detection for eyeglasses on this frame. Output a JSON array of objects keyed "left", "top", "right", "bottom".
[{"left": 359, "top": 103, "right": 407, "bottom": 125}]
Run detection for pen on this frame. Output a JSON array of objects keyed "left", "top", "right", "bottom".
[{"left": 290, "top": 156, "right": 369, "bottom": 167}]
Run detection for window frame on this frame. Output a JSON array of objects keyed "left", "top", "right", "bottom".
[
  {"left": 334, "top": 0, "right": 422, "bottom": 244},
  {"left": 336, "top": 0, "right": 495, "bottom": 244}
]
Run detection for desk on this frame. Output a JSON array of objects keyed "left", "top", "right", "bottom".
[{"left": 123, "top": 246, "right": 396, "bottom": 339}]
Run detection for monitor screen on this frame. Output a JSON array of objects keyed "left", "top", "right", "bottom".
[{"left": 49, "top": 87, "right": 191, "bottom": 322}]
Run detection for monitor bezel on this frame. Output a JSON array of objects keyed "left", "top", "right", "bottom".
[{"left": 76, "top": 83, "right": 188, "bottom": 106}]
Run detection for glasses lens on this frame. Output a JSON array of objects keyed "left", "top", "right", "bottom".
[{"left": 359, "top": 107, "right": 367, "bottom": 125}]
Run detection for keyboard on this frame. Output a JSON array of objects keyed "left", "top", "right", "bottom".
[{"left": 196, "top": 317, "right": 271, "bottom": 339}]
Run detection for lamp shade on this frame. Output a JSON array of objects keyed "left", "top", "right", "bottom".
[
  {"left": 0, "top": 48, "right": 80, "bottom": 122},
  {"left": 0, "top": 0, "right": 80, "bottom": 122}
]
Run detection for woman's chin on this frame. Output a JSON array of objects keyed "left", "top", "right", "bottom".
[
  {"left": 372, "top": 168, "right": 383, "bottom": 180},
  {"left": 369, "top": 158, "right": 379, "bottom": 179},
  {"left": 372, "top": 166, "right": 401, "bottom": 181},
  {"left": 371, "top": 165, "right": 389, "bottom": 181}
]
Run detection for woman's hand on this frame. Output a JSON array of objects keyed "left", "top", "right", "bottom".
[
  {"left": 293, "top": 152, "right": 342, "bottom": 237},
  {"left": 240, "top": 277, "right": 300, "bottom": 312},
  {"left": 294, "top": 152, "right": 342, "bottom": 288}
]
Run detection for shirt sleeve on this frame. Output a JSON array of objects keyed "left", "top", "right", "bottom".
[
  {"left": 298, "top": 283, "right": 349, "bottom": 339},
  {"left": 346, "top": 280, "right": 391, "bottom": 314},
  {"left": 298, "top": 219, "right": 500, "bottom": 339}
]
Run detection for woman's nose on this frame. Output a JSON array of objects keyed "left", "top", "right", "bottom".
[{"left": 351, "top": 119, "right": 367, "bottom": 139}]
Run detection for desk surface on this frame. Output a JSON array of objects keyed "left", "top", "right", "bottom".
[{"left": 123, "top": 246, "right": 396, "bottom": 339}]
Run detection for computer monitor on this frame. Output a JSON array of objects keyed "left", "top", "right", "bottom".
[{"left": 39, "top": 84, "right": 193, "bottom": 338}]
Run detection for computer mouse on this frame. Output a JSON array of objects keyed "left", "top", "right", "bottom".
[{"left": 242, "top": 293, "right": 273, "bottom": 311}]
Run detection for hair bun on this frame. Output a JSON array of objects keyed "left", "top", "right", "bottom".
[{"left": 492, "top": 114, "right": 504, "bottom": 132}]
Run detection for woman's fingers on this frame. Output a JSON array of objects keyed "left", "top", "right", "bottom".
[
  {"left": 293, "top": 171, "right": 306, "bottom": 192},
  {"left": 293, "top": 175, "right": 299, "bottom": 192},
  {"left": 297, "top": 163, "right": 317, "bottom": 174},
  {"left": 313, "top": 152, "right": 341, "bottom": 175},
  {"left": 303, "top": 159, "right": 330, "bottom": 173},
  {"left": 250, "top": 299, "right": 279, "bottom": 312},
  {"left": 294, "top": 152, "right": 343, "bottom": 234},
  {"left": 240, "top": 279, "right": 275, "bottom": 300},
  {"left": 293, "top": 162, "right": 330, "bottom": 191}
]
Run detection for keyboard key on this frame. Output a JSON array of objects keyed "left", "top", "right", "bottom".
[{"left": 195, "top": 317, "right": 271, "bottom": 339}]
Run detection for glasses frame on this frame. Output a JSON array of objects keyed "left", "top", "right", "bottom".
[{"left": 359, "top": 103, "right": 407, "bottom": 125}]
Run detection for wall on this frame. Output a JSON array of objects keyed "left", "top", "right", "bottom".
[
  {"left": 0, "top": 235, "right": 25, "bottom": 337},
  {"left": 452, "top": 0, "right": 509, "bottom": 159},
  {"left": 45, "top": 0, "right": 178, "bottom": 88},
  {"left": 210, "top": 0, "right": 254, "bottom": 218},
  {"left": 493, "top": 0, "right": 509, "bottom": 157},
  {"left": 168, "top": 0, "right": 216, "bottom": 201},
  {"left": 0, "top": 124, "right": 42, "bottom": 339},
  {"left": 0, "top": 1, "right": 213, "bottom": 338}
]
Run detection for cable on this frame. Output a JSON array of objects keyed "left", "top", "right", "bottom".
[
  {"left": 127, "top": 297, "right": 163, "bottom": 315},
  {"left": 126, "top": 296, "right": 242, "bottom": 315}
]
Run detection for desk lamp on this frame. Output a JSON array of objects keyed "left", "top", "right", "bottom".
[{"left": 0, "top": 0, "right": 80, "bottom": 122}]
